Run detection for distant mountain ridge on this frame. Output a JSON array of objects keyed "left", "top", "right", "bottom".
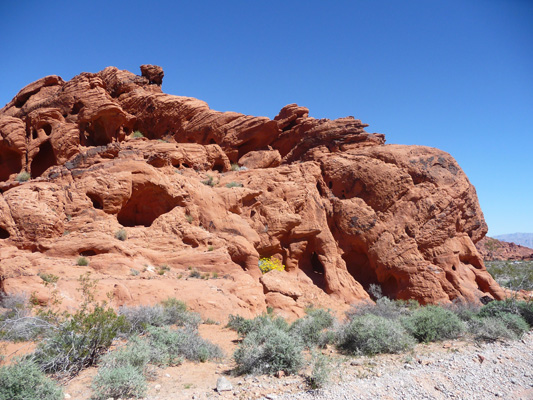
[{"left": 494, "top": 233, "right": 533, "bottom": 249}]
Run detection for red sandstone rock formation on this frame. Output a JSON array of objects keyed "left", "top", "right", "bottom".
[
  {"left": 476, "top": 237, "right": 533, "bottom": 261},
  {"left": 0, "top": 65, "right": 505, "bottom": 320}
]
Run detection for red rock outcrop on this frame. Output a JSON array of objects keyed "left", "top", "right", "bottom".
[
  {"left": 0, "top": 65, "right": 505, "bottom": 320},
  {"left": 476, "top": 236, "right": 533, "bottom": 261}
]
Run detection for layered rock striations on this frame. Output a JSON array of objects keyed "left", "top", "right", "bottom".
[{"left": 0, "top": 65, "right": 504, "bottom": 319}]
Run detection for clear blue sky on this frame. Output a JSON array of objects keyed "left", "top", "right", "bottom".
[{"left": 1, "top": 0, "right": 531, "bottom": 236}]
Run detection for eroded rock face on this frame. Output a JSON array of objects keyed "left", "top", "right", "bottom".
[
  {"left": 0, "top": 65, "right": 504, "bottom": 319},
  {"left": 476, "top": 237, "right": 533, "bottom": 261}
]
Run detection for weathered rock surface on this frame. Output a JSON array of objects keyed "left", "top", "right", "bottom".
[
  {"left": 476, "top": 236, "right": 533, "bottom": 261},
  {"left": 0, "top": 65, "right": 505, "bottom": 319}
]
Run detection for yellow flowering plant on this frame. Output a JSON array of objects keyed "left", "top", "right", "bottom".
[{"left": 258, "top": 257, "right": 285, "bottom": 274}]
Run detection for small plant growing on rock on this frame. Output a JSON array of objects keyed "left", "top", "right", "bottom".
[
  {"left": 132, "top": 130, "right": 144, "bottom": 138},
  {"left": 207, "top": 245, "right": 214, "bottom": 251},
  {"left": 230, "top": 163, "right": 240, "bottom": 171},
  {"left": 185, "top": 214, "right": 193, "bottom": 223},
  {"left": 38, "top": 273, "right": 59, "bottom": 286},
  {"left": 189, "top": 268, "right": 202, "bottom": 279},
  {"left": 225, "top": 181, "right": 243, "bottom": 188},
  {"left": 15, "top": 171, "right": 31, "bottom": 182},
  {"left": 76, "top": 256, "right": 89, "bottom": 266},
  {"left": 130, "top": 268, "right": 140, "bottom": 276},
  {"left": 157, "top": 265, "right": 170, "bottom": 275},
  {"left": 258, "top": 257, "right": 285, "bottom": 274},
  {"left": 115, "top": 229, "right": 127, "bottom": 241},
  {"left": 201, "top": 175, "right": 217, "bottom": 187}
]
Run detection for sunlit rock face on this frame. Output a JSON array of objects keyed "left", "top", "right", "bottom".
[{"left": 0, "top": 65, "right": 502, "bottom": 320}]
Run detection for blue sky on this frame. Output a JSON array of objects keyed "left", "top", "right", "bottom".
[{"left": 1, "top": 0, "right": 531, "bottom": 236}]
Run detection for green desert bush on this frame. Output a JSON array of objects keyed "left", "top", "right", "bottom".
[
  {"left": 132, "top": 130, "right": 144, "bottom": 138},
  {"left": 401, "top": 305, "right": 465, "bottom": 343},
  {"left": 479, "top": 299, "right": 533, "bottom": 327},
  {"left": 76, "top": 256, "right": 89, "bottom": 266},
  {"left": 307, "top": 352, "right": 333, "bottom": 390},
  {"left": 290, "top": 308, "right": 336, "bottom": 348},
  {"left": 485, "top": 260, "right": 533, "bottom": 291},
  {"left": 227, "top": 312, "right": 289, "bottom": 337},
  {"left": 100, "top": 337, "right": 151, "bottom": 371},
  {"left": 0, "top": 359, "right": 63, "bottom": 400},
  {"left": 234, "top": 323, "right": 304, "bottom": 375},
  {"left": 337, "top": 314, "right": 416, "bottom": 355},
  {"left": 15, "top": 171, "right": 30, "bottom": 182},
  {"left": 225, "top": 181, "right": 243, "bottom": 188},
  {"left": 444, "top": 300, "right": 482, "bottom": 322},
  {"left": 115, "top": 228, "right": 127, "bottom": 241},
  {"left": 119, "top": 298, "right": 200, "bottom": 335},
  {"left": 346, "top": 297, "right": 416, "bottom": 321},
  {"left": 91, "top": 365, "right": 147, "bottom": 400},
  {"left": 467, "top": 317, "right": 520, "bottom": 341},
  {"left": 32, "top": 305, "right": 128, "bottom": 377},
  {"left": 146, "top": 326, "right": 222, "bottom": 365}
]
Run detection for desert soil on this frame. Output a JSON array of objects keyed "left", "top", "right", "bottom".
[{"left": 4, "top": 325, "right": 532, "bottom": 400}]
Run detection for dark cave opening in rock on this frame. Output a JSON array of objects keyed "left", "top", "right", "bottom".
[
  {"left": 42, "top": 124, "right": 52, "bottom": 136},
  {"left": 71, "top": 101, "right": 84, "bottom": 115},
  {"left": 212, "top": 162, "right": 224, "bottom": 173},
  {"left": 31, "top": 140, "right": 56, "bottom": 178},
  {"left": 87, "top": 193, "right": 103, "bottom": 210},
  {"left": 117, "top": 182, "right": 182, "bottom": 227},
  {"left": 0, "top": 147, "right": 22, "bottom": 181},
  {"left": 343, "top": 249, "right": 383, "bottom": 294},
  {"left": 80, "top": 249, "right": 97, "bottom": 257},
  {"left": 0, "top": 227, "right": 10, "bottom": 239},
  {"left": 80, "top": 117, "right": 116, "bottom": 147},
  {"left": 298, "top": 242, "right": 328, "bottom": 292}
]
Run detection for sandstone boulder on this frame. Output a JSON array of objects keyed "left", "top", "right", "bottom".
[{"left": 0, "top": 65, "right": 504, "bottom": 320}]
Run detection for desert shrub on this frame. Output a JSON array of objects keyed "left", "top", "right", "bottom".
[
  {"left": 227, "top": 313, "right": 289, "bottom": 337},
  {"left": 119, "top": 305, "right": 166, "bottom": 335},
  {"left": 225, "top": 181, "right": 243, "bottom": 188},
  {"left": 0, "top": 359, "right": 63, "bottom": 400},
  {"left": 496, "top": 313, "right": 529, "bottom": 337},
  {"left": 486, "top": 260, "right": 533, "bottom": 291},
  {"left": 516, "top": 301, "right": 533, "bottom": 326},
  {"left": 479, "top": 299, "right": 533, "bottom": 327},
  {"left": 467, "top": 317, "right": 519, "bottom": 341},
  {"left": 258, "top": 257, "right": 285, "bottom": 274},
  {"left": 444, "top": 300, "right": 482, "bottom": 322},
  {"left": 290, "top": 308, "right": 336, "bottom": 348},
  {"left": 160, "top": 297, "right": 201, "bottom": 328},
  {"left": 346, "top": 297, "right": 416, "bottom": 321},
  {"left": 0, "top": 294, "right": 53, "bottom": 341},
  {"left": 32, "top": 305, "right": 128, "bottom": 377},
  {"left": 15, "top": 171, "right": 30, "bottom": 182},
  {"left": 202, "top": 175, "right": 216, "bottom": 187},
  {"left": 401, "top": 305, "right": 465, "bottom": 343},
  {"left": 307, "top": 352, "right": 333, "bottom": 390},
  {"left": 76, "top": 256, "right": 89, "bottom": 266},
  {"left": 189, "top": 268, "right": 202, "bottom": 278},
  {"left": 100, "top": 337, "right": 151, "bottom": 371},
  {"left": 130, "top": 268, "right": 140, "bottom": 276},
  {"left": 91, "top": 365, "right": 147, "bottom": 400},
  {"left": 146, "top": 326, "right": 222, "bottom": 365},
  {"left": 230, "top": 163, "right": 240, "bottom": 171},
  {"left": 337, "top": 314, "right": 415, "bottom": 355},
  {"left": 132, "top": 130, "right": 144, "bottom": 138},
  {"left": 234, "top": 323, "right": 304, "bottom": 375},
  {"left": 119, "top": 298, "right": 200, "bottom": 335},
  {"left": 38, "top": 273, "right": 59, "bottom": 285},
  {"left": 115, "top": 229, "right": 127, "bottom": 241}
]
